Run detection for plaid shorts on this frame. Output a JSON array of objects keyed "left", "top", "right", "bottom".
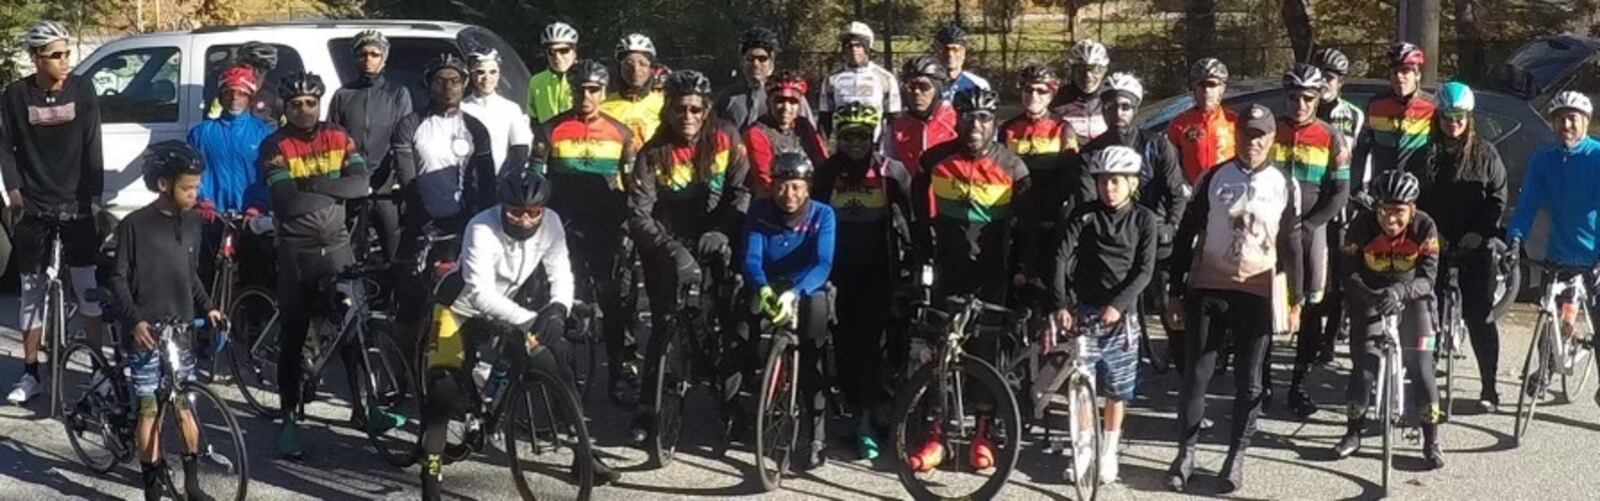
[{"left": 1077, "top": 306, "right": 1140, "bottom": 402}]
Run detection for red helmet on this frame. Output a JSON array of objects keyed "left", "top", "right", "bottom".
[
  {"left": 1391, "top": 42, "right": 1426, "bottom": 68},
  {"left": 220, "top": 66, "right": 259, "bottom": 95},
  {"left": 766, "top": 70, "right": 809, "bottom": 99}
]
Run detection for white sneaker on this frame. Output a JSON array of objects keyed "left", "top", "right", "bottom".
[
  {"left": 1099, "top": 430, "right": 1122, "bottom": 484},
  {"left": 1099, "top": 457, "right": 1120, "bottom": 485},
  {"left": 8, "top": 374, "right": 41, "bottom": 404}
]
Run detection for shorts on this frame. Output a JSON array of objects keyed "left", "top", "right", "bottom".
[
  {"left": 1078, "top": 306, "right": 1139, "bottom": 402},
  {"left": 128, "top": 346, "right": 196, "bottom": 399}
]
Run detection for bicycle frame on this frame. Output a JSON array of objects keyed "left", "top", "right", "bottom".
[{"left": 1378, "top": 314, "right": 1405, "bottom": 422}]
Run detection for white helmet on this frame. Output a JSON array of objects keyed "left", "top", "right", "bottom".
[
  {"left": 21, "top": 20, "right": 69, "bottom": 49},
  {"left": 841, "top": 21, "right": 875, "bottom": 48},
  {"left": 1068, "top": 39, "right": 1109, "bottom": 67},
  {"left": 542, "top": 22, "right": 579, "bottom": 46},
  {"left": 1087, "top": 145, "right": 1143, "bottom": 176},
  {"left": 1549, "top": 91, "right": 1593, "bottom": 117},
  {"left": 1104, "top": 72, "right": 1144, "bottom": 105},
  {"left": 616, "top": 33, "right": 656, "bottom": 60},
  {"left": 466, "top": 46, "right": 500, "bottom": 69}
]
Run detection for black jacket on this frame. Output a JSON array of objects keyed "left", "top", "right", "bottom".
[
  {"left": 1411, "top": 135, "right": 1508, "bottom": 243},
  {"left": 328, "top": 73, "right": 414, "bottom": 192},
  {"left": 1052, "top": 201, "right": 1158, "bottom": 313}
]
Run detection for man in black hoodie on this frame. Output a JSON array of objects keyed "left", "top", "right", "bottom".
[{"left": 329, "top": 30, "right": 414, "bottom": 263}]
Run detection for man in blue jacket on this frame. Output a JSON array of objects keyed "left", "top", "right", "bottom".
[{"left": 188, "top": 64, "right": 276, "bottom": 296}]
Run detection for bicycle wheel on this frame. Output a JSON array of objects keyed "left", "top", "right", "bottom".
[
  {"left": 160, "top": 383, "right": 249, "bottom": 501},
  {"left": 649, "top": 326, "right": 690, "bottom": 468},
  {"left": 1514, "top": 313, "right": 1553, "bottom": 444},
  {"left": 1379, "top": 352, "right": 1394, "bottom": 497},
  {"left": 361, "top": 331, "right": 421, "bottom": 467},
  {"left": 1562, "top": 339, "right": 1595, "bottom": 403},
  {"left": 563, "top": 313, "right": 600, "bottom": 401},
  {"left": 506, "top": 369, "right": 595, "bottom": 501},
  {"left": 227, "top": 286, "right": 283, "bottom": 418},
  {"left": 891, "top": 354, "right": 1023, "bottom": 501},
  {"left": 755, "top": 337, "right": 799, "bottom": 492},
  {"left": 48, "top": 284, "right": 67, "bottom": 417},
  {"left": 60, "top": 342, "right": 126, "bottom": 473},
  {"left": 1064, "top": 375, "right": 1101, "bottom": 501}
]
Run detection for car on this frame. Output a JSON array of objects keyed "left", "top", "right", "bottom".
[{"left": 73, "top": 20, "right": 532, "bottom": 218}]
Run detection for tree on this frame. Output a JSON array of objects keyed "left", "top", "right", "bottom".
[
  {"left": 1282, "top": 0, "right": 1314, "bottom": 62},
  {"left": 1184, "top": 0, "right": 1217, "bottom": 66}
]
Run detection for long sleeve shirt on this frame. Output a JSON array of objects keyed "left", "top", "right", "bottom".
[
  {"left": 450, "top": 207, "right": 573, "bottom": 328},
  {"left": 1507, "top": 137, "right": 1600, "bottom": 266},
  {"left": 1166, "top": 106, "right": 1238, "bottom": 185},
  {"left": 1414, "top": 136, "right": 1508, "bottom": 243},
  {"left": 1353, "top": 90, "right": 1436, "bottom": 197},
  {"left": 628, "top": 122, "right": 751, "bottom": 255},
  {"left": 1052, "top": 201, "right": 1158, "bottom": 313},
  {"left": 327, "top": 72, "right": 414, "bottom": 191},
  {"left": 744, "top": 200, "right": 836, "bottom": 296},
  {"left": 188, "top": 112, "right": 274, "bottom": 213},
  {"left": 0, "top": 75, "right": 102, "bottom": 214},
  {"left": 109, "top": 205, "right": 212, "bottom": 327},
  {"left": 1169, "top": 158, "right": 1304, "bottom": 304},
  {"left": 1274, "top": 118, "right": 1350, "bottom": 228},
  {"left": 259, "top": 123, "right": 370, "bottom": 219},
  {"left": 390, "top": 107, "right": 497, "bottom": 223},
  {"left": 1342, "top": 210, "right": 1440, "bottom": 302}
]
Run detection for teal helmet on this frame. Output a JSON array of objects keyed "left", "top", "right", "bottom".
[{"left": 1437, "top": 82, "right": 1475, "bottom": 115}]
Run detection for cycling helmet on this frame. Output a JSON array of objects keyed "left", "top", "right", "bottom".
[
  {"left": 771, "top": 152, "right": 815, "bottom": 182},
  {"left": 567, "top": 59, "right": 609, "bottom": 89},
  {"left": 466, "top": 44, "right": 501, "bottom": 70},
  {"left": 739, "top": 26, "right": 779, "bottom": 54},
  {"left": 934, "top": 23, "right": 969, "bottom": 47},
  {"left": 663, "top": 69, "right": 713, "bottom": 98},
  {"left": 1548, "top": 90, "right": 1594, "bottom": 116},
  {"left": 542, "top": 22, "right": 579, "bottom": 46},
  {"left": 616, "top": 33, "right": 656, "bottom": 60},
  {"left": 277, "top": 71, "right": 326, "bottom": 100},
  {"left": 1190, "top": 58, "right": 1229, "bottom": 84},
  {"left": 219, "top": 66, "right": 260, "bottom": 95},
  {"left": 1437, "top": 82, "right": 1475, "bottom": 114},
  {"left": 1311, "top": 47, "right": 1350, "bottom": 76},
  {"left": 497, "top": 165, "right": 552, "bottom": 207},
  {"left": 1087, "top": 145, "right": 1143, "bottom": 176},
  {"left": 425, "top": 53, "right": 468, "bottom": 81},
  {"left": 21, "top": 20, "right": 69, "bottom": 49},
  {"left": 1102, "top": 72, "right": 1144, "bottom": 105},
  {"left": 1391, "top": 42, "right": 1426, "bottom": 68},
  {"left": 766, "top": 70, "right": 809, "bottom": 99},
  {"left": 1282, "top": 63, "right": 1325, "bottom": 92},
  {"left": 899, "top": 54, "right": 949, "bottom": 85},
  {"left": 1017, "top": 63, "right": 1060, "bottom": 90},
  {"left": 1370, "top": 170, "right": 1421, "bottom": 205},
  {"left": 953, "top": 89, "right": 999, "bottom": 115},
  {"left": 237, "top": 41, "right": 279, "bottom": 72},
  {"left": 840, "top": 21, "right": 875, "bottom": 47},
  {"left": 832, "top": 102, "right": 883, "bottom": 133},
  {"left": 352, "top": 30, "right": 389, "bottom": 55},
  {"left": 1067, "top": 39, "right": 1110, "bottom": 67},
  {"left": 141, "top": 140, "right": 206, "bottom": 191}
]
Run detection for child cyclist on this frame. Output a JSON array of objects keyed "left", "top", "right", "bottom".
[
  {"left": 106, "top": 141, "right": 226, "bottom": 501},
  {"left": 1049, "top": 145, "right": 1158, "bottom": 485},
  {"left": 1333, "top": 170, "right": 1445, "bottom": 470}
]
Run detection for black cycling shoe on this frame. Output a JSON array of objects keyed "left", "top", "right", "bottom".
[
  {"left": 1288, "top": 386, "right": 1318, "bottom": 418},
  {"left": 799, "top": 441, "right": 828, "bottom": 471},
  {"left": 1165, "top": 448, "right": 1194, "bottom": 492},
  {"left": 1333, "top": 419, "right": 1363, "bottom": 458},
  {"left": 1261, "top": 385, "right": 1274, "bottom": 411},
  {"left": 585, "top": 455, "right": 622, "bottom": 486},
  {"left": 628, "top": 414, "right": 651, "bottom": 446}
]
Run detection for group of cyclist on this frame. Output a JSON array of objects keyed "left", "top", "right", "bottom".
[{"left": 5, "top": 15, "right": 1600, "bottom": 500}]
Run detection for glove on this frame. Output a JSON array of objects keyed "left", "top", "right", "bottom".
[
  {"left": 1458, "top": 232, "right": 1484, "bottom": 251},
  {"left": 670, "top": 244, "right": 702, "bottom": 285},
  {"left": 197, "top": 199, "right": 218, "bottom": 223},
  {"left": 775, "top": 290, "right": 799, "bottom": 325},
  {"left": 1374, "top": 286, "right": 1405, "bottom": 315},
  {"left": 696, "top": 231, "right": 730, "bottom": 259},
  {"left": 758, "top": 286, "right": 783, "bottom": 319}
]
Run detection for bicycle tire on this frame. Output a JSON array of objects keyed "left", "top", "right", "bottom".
[
  {"left": 563, "top": 316, "right": 600, "bottom": 402},
  {"left": 507, "top": 368, "right": 595, "bottom": 501},
  {"left": 649, "top": 324, "right": 690, "bottom": 468},
  {"left": 60, "top": 342, "right": 124, "bottom": 473},
  {"left": 1065, "top": 375, "right": 1100, "bottom": 501},
  {"left": 226, "top": 286, "right": 283, "bottom": 418},
  {"left": 159, "top": 382, "right": 250, "bottom": 501},
  {"left": 48, "top": 284, "right": 67, "bottom": 418},
  {"left": 891, "top": 355, "right": 1022, "bottom": 501},
  {"left": 362, "top": 331, "right": 422, "bottom": 467},
  {"left": 1379, "top": 351, "right": 1394, "bottom": 498},
  {"left": 1562, "top": 341, "right": 1594, "bottom": 403},
  {"left": 1514, "top": 313, "right": 1551, "bottom": 444},
  {"left": 1490, "top": 262, "right": 1521, "bottom": 323},
  {"left": 755, "top": 336, "right": 799, "bottom": 492}
]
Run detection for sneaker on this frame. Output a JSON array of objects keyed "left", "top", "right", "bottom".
[
  {"left": 278, "top": 418, "right": 304, "bottom": 459},
  {"left": 7, "top": 374, "right": 40, "bottom": 404},
  {"left": 969, "top": 430, "right": 996, "bottom": 471},
  {"left": 363, "top": 407, "right": 407, "bottom": 436},
  {"left": 1288, "top": 386, "right": 1318, "bottom": 418},
  {"left": 907, "top": 434, "right": 945, "bottom": 473},
  {"left": 858, "top": 433, "right": 880, "bottom": 460}
]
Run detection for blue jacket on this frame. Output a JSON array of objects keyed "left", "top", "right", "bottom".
[
  {"left": 744, "top": 200, "right": 836, "bottom": 296},
  {"left": 1508, "top": 137, "right": 1600, "bottom": 266},
  {"left": 188, "top": 112, "right": 274, "bottom": 213}
]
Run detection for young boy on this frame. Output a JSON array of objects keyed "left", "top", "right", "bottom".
[
  {"left": 1050, "top": 145, "right": 1158, "bottom": 485},
  {"left": 107, "top": 141, "right": 226, "bottom": 501}
]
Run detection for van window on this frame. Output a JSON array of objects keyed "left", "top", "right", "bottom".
[
  {"left": 84, "top": 46, "right": 182, "bottom": 124},
  {"left": 202, "top": 43, "right": 306, "bottom": 102},
  {"left": 329, "top": 37, "right": 460, "bottom": 108}
]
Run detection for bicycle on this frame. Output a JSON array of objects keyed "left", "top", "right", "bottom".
[
  {"left": 1372, "top": 313, "right": 1409, "bottom": 498},
  {"left": 1435, "top": 253, "right": 1470, "bottom": 422},
  {"left": 645, "top": 257, "right": 733, "bottom": 468},
  {"left": 206, "top": 211, "right": 278, "bottom": 385},
  {"left": 1514, "top": 260, "right": 1597, "bottom": 444},
  {"left": 1015, "top": 320, "right": 1102, "bottom": 501},
  {"left": 59, "top": 318, "right": 248, "bottom": 500},
  {"left": 754, "top": 300, "right": 831, "bottom": 492},
  {"left": 41, "top": 226, "right": 73, "bottom": 418},
  {"left": 891, "top": 293, "right": 1024, "bottom": 501}
]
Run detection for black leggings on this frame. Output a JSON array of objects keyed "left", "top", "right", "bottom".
[
  {"left": 275, "top": 247, "right": 353, "bottom": 416},
  {"left": 1450, "top": 249, "right": 1501, "bottom": 399},
  {"left": 422, "top": 316, "right": 569, "bottom": 455},
  {"left": 1177, "top": 290, "right": 1273, "bottom": 451},
  {"left": 834, "top": 266, "right": 890, "bottom": 411},
  {"left": 565, "top": 216, "right": 629, "bottom": 380},
  {"left": 1345, "top": 291, "right": 1438, "bottom": 419}
]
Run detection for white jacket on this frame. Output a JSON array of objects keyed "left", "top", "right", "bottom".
[{"left": 449, "top": 207, "right": 573, "bottom": 329}]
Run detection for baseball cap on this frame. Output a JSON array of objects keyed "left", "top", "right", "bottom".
[{"left": 1241, "top": 104, "right": 1275, "bottom": 137}]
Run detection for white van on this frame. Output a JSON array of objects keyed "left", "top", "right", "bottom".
[{"left": 72, "top": 20, "right": 532, "bottom": 217}]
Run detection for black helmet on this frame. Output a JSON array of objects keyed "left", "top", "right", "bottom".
[
  {"left": 237, "top": 41, "right": 278, "bottom": 72},
  {"left": 934, "top": 23, "right": 969, "bottom": 47},
  {"left": 567, "top": 59, "right": 609, "bottom": 89},
  {"left": 1017, "top": 63, "right": 1059, "bottom": 88},
  {"left": 497, "top": 165, "right": 552, "bottom": 207},
  {"left": 771, "top": 152, "right": 814, "bottom": 182},
  {"left": 739, "top": 26, "right": 779, "bottom": 54},
  {"left": 1370, "top": 170, "right": 1421, "bottom": 204},
  {"left": 899, "top": 54, "right": 948, "bottom": 84},
  {"left": 277, "top": 71, "right": 325, "bottom": 100},
  {"left": 425, "top": 53, "right": 468, "bottom": 81},
  {"left": 953, "top": 88, "right": 999, "bottom": 115},
  {"left": 663, "top": 69, "right": 713, "bottom": 98},
  {"left": 1282, "top": 63, "right": 1325, "bottom": 91},
  {"left": 1311, "top": 47, "right": 1349, "bottom": 76},
  {"left": 141, "top": 140, "right": 206, "bottom": 191}
]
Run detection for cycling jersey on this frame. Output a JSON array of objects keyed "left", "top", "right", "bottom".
[
  {"left": 0, "top": 74, "right": 102, "bottom": 215},
  {"left": 884, "top": 103, "right": 958, "bottom": 176},
  {"left": 814, "top": 153, "right": 913, "bottom": 261},
  {"left": 1001, "top": 112, "right": 1085, "bottom": 259},
  {"left": 188, "top": 111, "right": 274, "bottom": 213},
  {"left": 744, "top": 199, "right": 836, "bottom": 296},
  {"left": 1507, "top": 137, "right": 1600, "bottom": 266},
  {"left": 328, "top": 72, "right": 415, "bottom": 188},
  {"left": 1053, "top": 201, "right": 1158, "bottom": 313},
  {"left": 743, "top": 115, "right": 829, "bottom": 197},
  {"left": 628, "top": 122, "right": 752, "bottom": 254},
  {"left": 391, "top": 108, "right": 497, "bottom": 224},
  {"left": 449, "top": 207, "right": 574, "bottom": 328},
  {"left": 1167, "top": 106, "right": 1239, "bottom": 185},
  {"left": 527, "top": 69, "right": 571, "bottom": 124},
  {"left": 913, "top": 142, "right": 1032, "bottom": 300},
  {"left": 1275, "top": 118, "right": 1350, "bottom": 228},
  {"left": 1354, "top": 90, "right": 1436, "bottom": 191},
  {"left": 462, "top": 91, "right": 535, "bottom": 173},
  {"left": 540, "top": 111, "right": 637, "bottom": 217},
  {"left": 260, "top": 123, "right": 369, "bottom": 220},
  {"left": 1414, "top": 135, "right": 1507, "bottom": 243},
  {"left": 819, "top": 62, "right": 902, "bottom": 115},
  {"left": 1343, "top": 210, "right": 1440, "bottom": 296},
  {"left": 1169, "top": 158, "right": 1303, "bottom": 303},
  {"left": 1318, "top": 97, "right": 1365, "bottom": 154},
  {"left": 1050, "top": 83, "right": 1108, "bottom": 144},
  {"left": 941, "top": 70, "right": 992, "bottom": 102},
  {"left": 1000, "top": 112, "right": 1076, "bottom": 173},
  {"left": 600, "top": 90, "right": 665, "bottom": 149},
  {"left": 714, "top": 78, "right": 815, "bottom": 129}
]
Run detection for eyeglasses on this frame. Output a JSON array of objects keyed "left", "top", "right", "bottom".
[
  {"left": 906, "top": 80, "right": 936, "bottom": 93},
  {"left": 288, "top": 98, "right": 318, "bottom": 109},
  {"left": 745, "top": 54, "right": 771, "bottom": 63},
  {"left": 473, "top": 68, "right": 500, "bottom": 77},
  {"left": 504, "top": 205, "right": 545, "bottom": 219},
  {"left": 838, "top": 130, "right": 874, "bottom": 143},
  {"left": 676, "top": 104, "right": 706, "bottom": 115},
  {"left": 37, "top": 50, "right": 70, "bottom": 61},
  {"left": 432, "top": 76, "right": 466, "bottom": 88},
  {"left": 547, "top": 46, "right": 573, "bottom": 56},
  {"left": 358, "top": 51, "right": 384, "bottom": 60}
]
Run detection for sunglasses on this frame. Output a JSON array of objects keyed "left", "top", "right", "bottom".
[
  {"left": 745, "top": 54, "right": 771, "bottom": 63},
  {"left": 37, "top": 50, "right": 70, "bottom": 61},
  {"left": 547, "top": 46, "right": 573, "bottom": 56},
  {"left": 1025, "top": 86, "right": 1053, "bottom": 96},
  {"left": 906, "top": 81, "right": 936, "bottom": 92},
  {"left": 358, "top": 51, "right": 384, "bottom": 60},
  {"left": 504, "top": 205, "right": 545, "bottom": 219},
  {"left": 962, "top": 111, "right": 996, "bottom": 122},
  {"left": 676, "top": 104, "right": 706, "bottom": 115},
  {"left": 838, "top": 131, "right": 874, "bottom": 143},
  {"left": 432, "top": 76, "right": 466, "bottom": 87},
  {"left": 288, "top": 98, "right": 318, "bottom": 109},
  {"left": 579, "top": 85, "right": 604, "bottom": 94}
]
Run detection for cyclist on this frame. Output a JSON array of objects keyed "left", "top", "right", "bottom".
[
  {"left": 625, "top": 70, "right": 751, "bottom": 445},
  {"left": 885, "top": 55, "right": 957, "bottom": 177},
  {"left": 1002, "top": 64, "right": 1078, "bottom": 290},
  {"left": 462, "top": 44, "right": 535, "bottom": 173},
  {"left": 1506, "top": 91, "right": 1600, "bottom": 402},
  {"left": 529, "top": 21, "right": 580, "bottom": 124},
  {"left": 1165, "top": 104, "right": 1303, "bottom": 493},
  {"left": 715, "top": 27, "right": 814, "bottom": 129},
  {"left": 188, "top": 66, "right": 277, "bottom": 293},
  {"left": 602, "top": 33, "right": 666, "bottom": 148},
  {"left": 1167, "top": 58, "right": 1238, "bottom": 185},
  {"left": 742, "top": 70, "right": 829, "bottom": 198},
  {"left": 742, "top": 153, "right": 836, "bottom": 469},
  {"left": 1051, "top": 39, "right": 1111, "bottom": 144},
  {"left": 1332, "top": 170, "right": 1445, "bottom": 470},
  {"left": 1051, "top": 145, "right": 1158, "bottom": 485},
  {"left": 0, "top": 20, "right": 107, "bottom": 405},
  {"left": 1412, "top": 82, "right": 1508, "bottom": 412},
  {"left": 1353, "top": 42, "right": 1437, "bottom": 204},
  {"left": 328, "top": 30, "right": 414, "bottom": 262},
  {"left": 207, "top": 41, "right": 282, "bottom": 124},
  {"left": 106, "top": 141, "right": 226, "bottom": 501},
  {"left": 819, "top": 21, "right": 901, "bottom": 136},
  {"left": 932, "top": 23, "right": 991, "bottom": 102},
  {"left": 260, "top": 71, "right": 371, "bottom": 458},
  {"left": 1275, "top": 63, "right": 1351, "bottom": 418},
  {"left": 1311, "top": 48, "right": 1366, "bottom": 152},
  {"left": 813, "top": 103, "right": 912, "bottom": 460},
  {"left": 537, "top": 59, "right": 639, "bottom": 402},
  {"left": 1308, "top": 46, "right": 1367, "bottom": 366},
  {"left": 421, "top": 166, "right": 619, "bottom": 499},
  {"left": 1078, "top": 72, "right": 1188, "bottom": 280}
]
